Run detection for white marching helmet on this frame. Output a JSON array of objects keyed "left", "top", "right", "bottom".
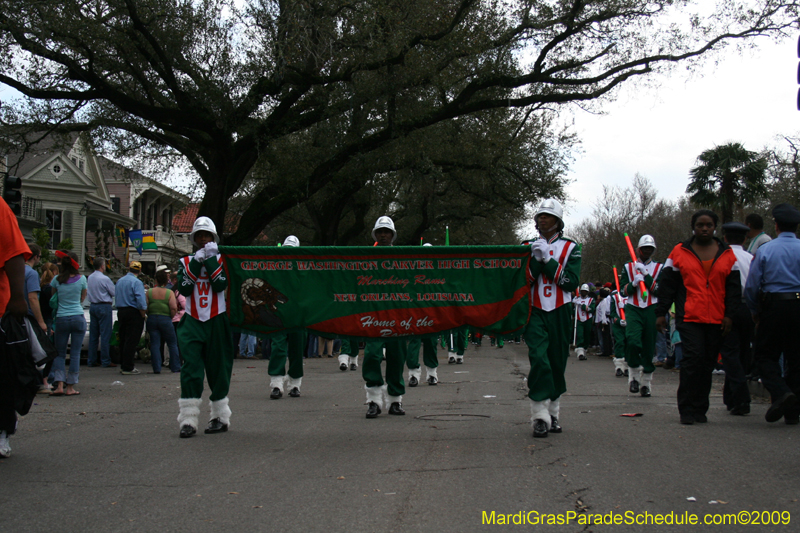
[
  {"left": 580, "top": 283, "right": 590, "bottom": 292},
  {"left": 372, "top": 216, "right": 397, "bottom": 242},
  {"left": 637, "top": 234, "right": 656, "bottom": 249},
  {"left": 283, "top": 235, "right": 300, "bottom": 247},
  {"left": 190, "top": 216, "right": 219, "bottom": 244},
  {"left": 535, "top": 198, "right": 564, "bottom": 221}
]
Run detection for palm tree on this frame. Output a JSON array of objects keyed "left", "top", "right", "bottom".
[{"left": 686, "top": 143, "right": 768, "bottom": 223}]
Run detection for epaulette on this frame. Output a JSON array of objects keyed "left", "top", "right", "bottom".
[{"left": 560, "top": 234, "right": 578, "bottom": 244}]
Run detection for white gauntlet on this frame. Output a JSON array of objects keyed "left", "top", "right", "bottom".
[
  {"left": 204, "top": 242, "right": 219, "bottom": 257},
  {"left": 530, "top": 240, "right": 548, "bottom": 262}
]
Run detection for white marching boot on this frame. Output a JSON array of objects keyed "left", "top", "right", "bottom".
[
  {"left": 425, "top": 366, "right": 438, "bottom": 385},
  {"left": 530, "top": 398, "right": 551, "bottom": 437},
  {"left": 408, "top": 367, "right": 421, "bottom": 387},
  {"left": 628, "top": 366, "right": 642, "bottom": 393},
  {"left": 640, "top": 372, "right": 653, "bottom": 397},
  {"left": 286, "top": 376, "right": 302, "bottom": 397},
  {"left": 178, "top": 398, "right": 202, "bottom": 438}
]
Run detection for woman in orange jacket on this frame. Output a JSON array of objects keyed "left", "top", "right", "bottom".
[{"left": 655, "top": 210, "right": 742, "bottom": 425}]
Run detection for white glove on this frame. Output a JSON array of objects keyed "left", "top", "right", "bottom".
[
  {"left": 204, "top": 241, "right": 219, "bottom": 257},
  {"left": 193, "top": 248, "right": 207, "bottom": 262},
  {"left": 634, "top": 262, "right": 647, "bottom": 276},
  {"left": 620, "top": 319, "right": 627, "bottom": 327},
  {"left": 530, "top": 240, "right": 548, "bottom": 262},
  {"left": 632, "top": 272, "right": 645, "bottom": 285}
]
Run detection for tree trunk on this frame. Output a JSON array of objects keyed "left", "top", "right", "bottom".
[
  {"left": 197, "top": 173, "right": 231, "bottom": 244},
  {"left": 721, "top": 171, "right": 735, "bottom": 224}
]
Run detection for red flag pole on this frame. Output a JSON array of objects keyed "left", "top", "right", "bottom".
[
  {"left": 623, "top": 233, "right": 648, "bottom": 299},
  {"left": 612, "top": 265, "right": 626, "bottom": 321}
]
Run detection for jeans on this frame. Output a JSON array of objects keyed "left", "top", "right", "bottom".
[
  {"left": 306, "top": 335, "right": 318, "bottom": 358},
  {"left": 88, "top": 303, "right": 113, "bottom": 366},
  {"left": 594, "top": 323, "right": 604, "bottom": 352},
  {"left": 53, "top": 315, "right": 87, "bottom": 385},
  {"left": 238, "top": 333, "right": 257, "bottom": 358},
  {"left": 654, "top": 327, "right": 668, "bottom": 362},
  {"left": 147, "top": 314, "right": 180, "bottom": 373}
]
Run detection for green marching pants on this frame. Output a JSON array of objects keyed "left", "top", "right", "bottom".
[
  {"left": 524, "top": 305, "right": 572, "bottom": 402},
  {"left": 338, "top": 336, "right": 360, "bottom": 369},
  {"left": 624, "top": 305, "right": 656, "bottom": 373},
  {"left": 341, "top": 337, "right": 359, "bottom": 357},
  {"left": 576, "top": 319, "right": 593, "bottom": 349},
  {"left": 363, "top": 339, "right": 407, "bottom": 398},
  {"left": 447, "top": 325, "right": 468, "bottom": 354},
  {"left": 268, "top": 330, "right": 307, "bottom": 390},
  {"left": 613, "top": 322, "right": 627, "bottom": 358},
  {"left": 178, "top": 313, "right": 234, "bottom": 401},
  {"left": 407, "top": 337, "right": 439, "bottom": 370}
]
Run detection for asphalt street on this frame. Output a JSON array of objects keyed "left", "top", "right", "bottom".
[{"left": 1, "top": 342, "right": 797, "bottom": 533}]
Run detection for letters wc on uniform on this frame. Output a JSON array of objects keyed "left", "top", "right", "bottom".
[{"left": 221, "top": 246, "right": 532, "bottom": 339}]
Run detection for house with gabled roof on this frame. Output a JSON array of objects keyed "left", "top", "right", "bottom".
[
  {"left": 4, "top": 131, "right": 190, "bottom": 275},
  {"left": 5, "top": 132, "right": 136, "bottom": 271}
]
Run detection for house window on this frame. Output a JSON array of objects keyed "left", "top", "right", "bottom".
[
  {"left": 45, "top": 209, "right": 62, "bottom": 248},
  {"left": 111, "top": 197, "right": 121, "bottom": 214},
  {"left": 50, "top": 163, "right": 64, "bottom": 179}
]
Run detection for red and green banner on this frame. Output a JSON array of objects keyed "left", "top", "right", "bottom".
[{"left": 221, "top": 246, "right": 532, "bottom": 339}]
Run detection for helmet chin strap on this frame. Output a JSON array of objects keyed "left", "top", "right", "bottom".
[{"left": 537, "top": 223, "right": 562, "bottom": 240}]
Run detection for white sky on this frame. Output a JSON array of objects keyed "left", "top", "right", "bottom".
[{"left": 560, "top": 36, "right": 799, "bottom": 230}]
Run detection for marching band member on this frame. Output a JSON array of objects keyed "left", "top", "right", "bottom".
[
  {"left": 620, "top": 235, "right": 662, "bottom": 397},
  {"left": 522, "top": 199, "right": 582, "bottom": 438},
  {"left": 175, "top": 217, "right": 233, "bottom": 438}
]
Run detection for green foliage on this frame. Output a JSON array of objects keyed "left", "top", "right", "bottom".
[
  {"left": 32, "top": 227, "right": 53, "bottom": 263},
  {"left": 56, "top": 237, "right": 74, "bottom": 251},
  {"left": 244, "top": 105, "right": 575, "bottom": 244},
  {"left": 686, "top": 142, "right": 768, "bottom": 224}
]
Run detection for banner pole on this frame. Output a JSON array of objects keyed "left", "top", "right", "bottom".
[{"left": 572, "top": 301, "right": 578, "bottom": 346}]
